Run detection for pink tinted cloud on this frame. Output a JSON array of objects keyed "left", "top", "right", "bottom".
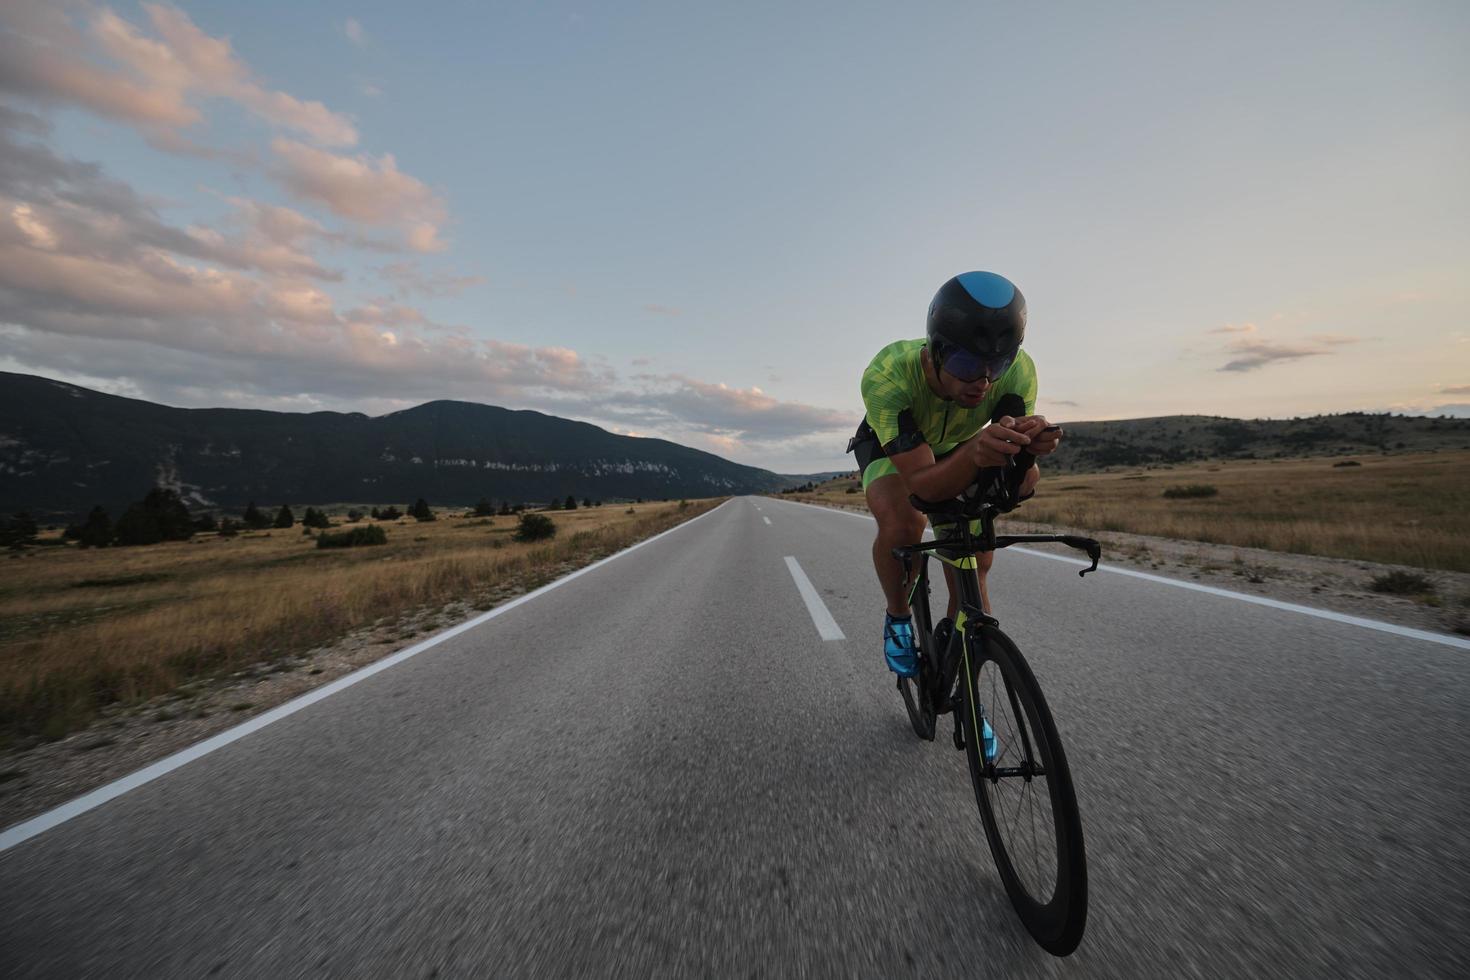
[
  {"left": 271, "top": 139, "right": 448, "bottom": 252},
  {"left": 603, "top": 374, "right": 852, "bottom": 441},
  {"left": 0, "top": 2, "right": 357, "bottom": 147}
]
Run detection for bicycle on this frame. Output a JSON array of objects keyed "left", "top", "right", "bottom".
[{"left": 892, "top": 449, "right": 1102, "bottom": 957}]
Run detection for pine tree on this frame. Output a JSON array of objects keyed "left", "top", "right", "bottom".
[
  {"left": 411, "top": 498, "right": 436, "bottom": 521},
  {"left": 564, "top": 494, "right": 578, "bottom": 510},
  {"left": 243, "top": 501, "right": 270, "bottom": 529},
  {"left": 474, "top": 497, "right": 495, "bottom": 517},
  {"left": 274, "top": 505, "right": 294, "bottom": 528}
]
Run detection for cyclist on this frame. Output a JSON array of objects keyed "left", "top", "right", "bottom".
[{"left": 847, "top": 271, "right": 1063, "bottom": 676}]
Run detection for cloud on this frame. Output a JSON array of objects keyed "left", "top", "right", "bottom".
[
  {"left": 1440, "top": 384, "right": 1470, "bottom": 396},
  {"left": 344, "top": 18, "right": 366, "bottom": 46},
  {"left": 271, "top": 139, "right": 447, "bottom": 252},
  {"left": 0, "top": 112, "right": 605, "bottom": 405},
  {"left": 643, "top": 304, "right": 680, "bottom": 316},
  {"left": 0, "top": 2, "right": 357, "bottom": 147},
  {"left": 0, "top": 126, "right": 348, "bottom": 287},
  {"left": 1209, "top": 321, "right": 1359, "bottom": 373},
  {"left": 377, "top": 262, "right": 484, "bottom": 298},
  {"left": 599, "top": 375, "right": 852, "bottom": 442}
]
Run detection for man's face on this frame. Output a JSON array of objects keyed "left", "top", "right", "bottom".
[{"left": 938, "top": 366, "right": 991, "bottom": 407}]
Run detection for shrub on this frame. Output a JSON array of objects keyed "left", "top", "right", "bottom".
[
  {"left": 0, "top": 512, "right": 39, "bottom": 548},
  {"left": 411, "top": 498, "right": 436, "bottom": 522},
  {"left": 274, "top": 505, "right": 295, "bottom": 529},
  {"left": 378, "top": 505, "right": 402, "bottom": 521},
  {"left": 515, "top": 512, "right": 557, "bottom": 542},
  {"left": 474, "top": 498, "right": 495, "bottom": 517},
  {"left": 564, "top": 495, "right": 578, "bottom": 510},
  {"left": 1332, "top": 460, "right": 1362, "bottom": 468},
  {"left": 316, "top": 525, "right": 388, "bottom": 549},
  {"left": 1161, "top": 484, "right": 1219, "bottom": 499},
  {"left": 302, "top": 507, "right": 332, "bottom": 529},
  {"left": 1368, "top": 571, "right": 1434, "bottom": 595},
  {"left": 114, "top": 489, "right": 195, "bottom": 545}
]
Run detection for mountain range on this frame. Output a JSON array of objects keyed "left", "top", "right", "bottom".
[{"left": 0, "top": 372, "right": 839, "bottom": 519}]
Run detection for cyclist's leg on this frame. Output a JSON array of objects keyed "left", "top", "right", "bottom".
[{"left": 863, "top": 461, "right": 926, "bottom": 615}]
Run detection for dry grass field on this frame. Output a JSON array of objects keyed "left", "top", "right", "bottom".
[
  {"left": 780, "top": 450, "right": 1470, "bottom": 573},
  {"left": 0, "top": 499, "right": 723, "bottom": 746}
]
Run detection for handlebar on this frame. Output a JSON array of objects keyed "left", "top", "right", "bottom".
[
  {"left": 898, "top": 448, "right": 1102, "bottom": 577},
  {"left": 908, "top": 450, "right": 1037, "bottom": 522}
]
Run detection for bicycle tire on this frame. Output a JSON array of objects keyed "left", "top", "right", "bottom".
[
  {"left": 898, "top": 597, "right": 937, "bottom": 741},
  {"left": 958, "top": 623, "right": 1087, "bottom": 956},
  {"left": 898, "top": 670, "right": 936, "bottom": 741}
]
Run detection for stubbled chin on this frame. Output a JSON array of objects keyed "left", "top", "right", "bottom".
[{"left": 957, "top": 389, "right": 988, "bottom": 407}]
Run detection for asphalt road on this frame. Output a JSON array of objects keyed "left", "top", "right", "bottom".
[{"left": 3, "top": 497, "right": 1468, "bottom": 978}]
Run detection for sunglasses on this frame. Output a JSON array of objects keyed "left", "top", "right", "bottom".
[{"left": 940, "top": 347, "right": 1015, "bottom": 384}]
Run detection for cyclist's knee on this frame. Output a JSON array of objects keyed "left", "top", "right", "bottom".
[{"left": 871, "top": 505, "right": 926, "bottom": 542}]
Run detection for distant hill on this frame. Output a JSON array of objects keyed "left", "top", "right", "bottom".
[
  {"left": 0, "top": 372, "right": 831, "bottom": 518},
  {"left": 819, "top": 412, "right": 1470, "bottom": 484},
  {"left": 1044, "top": 414, "right": 1470, "bottom": 473}
]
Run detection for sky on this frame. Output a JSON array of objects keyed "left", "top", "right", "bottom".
[{"left": 0, "top": 0, "right": 1466, "bottom": 473}]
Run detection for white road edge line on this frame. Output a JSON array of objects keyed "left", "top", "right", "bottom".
[
  {"left": 773, "top": 498, "right": 1470, "bottom": 652},
  {"left": 784, "top": 556, "right": 846, "bottom": 641},
  {"left": 0, "top": 500, "right": 734, "bottom": 854},
  {"left": 763, "top": 516, "right": 772, "bottom": 525}
]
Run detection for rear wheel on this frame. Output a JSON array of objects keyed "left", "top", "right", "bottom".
[
  {"left": 898, "top": 668, "right": 936, "bottom": 741},
  {"left": 958, "top": 624, "right": 1087, "bottom": 956},
  {"left": 898, "top": 569, "right": 937, "bottom": 741}
]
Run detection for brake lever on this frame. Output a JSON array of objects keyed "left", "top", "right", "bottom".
[
  {"left": 1079, "top": 541, "right": 1100, "bottom": 577},
  {"left": 1058, "top": 536, "right": 1102, "bottom": 576}
]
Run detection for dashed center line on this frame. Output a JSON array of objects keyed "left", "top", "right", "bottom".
[
  {"left": 784, "top": 556, "right": 846, "bottom": 641},
  {"left": 762, "top": 516, "right": 772, "bottom": 525}
]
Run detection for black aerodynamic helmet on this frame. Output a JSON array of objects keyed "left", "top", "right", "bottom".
[{"left": 925, "top": 271, "right": 1026, "bottom": 383}]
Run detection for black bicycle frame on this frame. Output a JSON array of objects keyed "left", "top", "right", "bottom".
[{"left": 894, "top": 510, "right": 1101, "bottom": 719}]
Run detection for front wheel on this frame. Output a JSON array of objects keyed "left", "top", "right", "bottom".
[{"left": 958, "top": 624, "right": 1087, "bottom": 956}]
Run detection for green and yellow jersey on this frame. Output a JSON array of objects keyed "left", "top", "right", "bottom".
[{"left": 855, "top": 339, "right": 1037, "bottom": 489}]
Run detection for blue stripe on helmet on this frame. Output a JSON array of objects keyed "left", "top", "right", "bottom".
[{"left": 956, "top": 271, "right": 1015, "bottom": 310}]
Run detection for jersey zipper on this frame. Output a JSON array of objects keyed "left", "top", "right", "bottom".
[{"left": 939, "top": 404, "right": 950, "bottom": 445}]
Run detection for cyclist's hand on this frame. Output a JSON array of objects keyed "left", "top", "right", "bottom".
[
  {"left": 1016, "top": 415, "right": 1063, "bottom": 456},
  {"left": 971, "top": 416, "right": 1031, "bottom": 468}
]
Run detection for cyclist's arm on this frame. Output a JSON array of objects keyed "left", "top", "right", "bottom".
[{"left": 887, "top": 441, "right": 982, "bottom": 501}]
